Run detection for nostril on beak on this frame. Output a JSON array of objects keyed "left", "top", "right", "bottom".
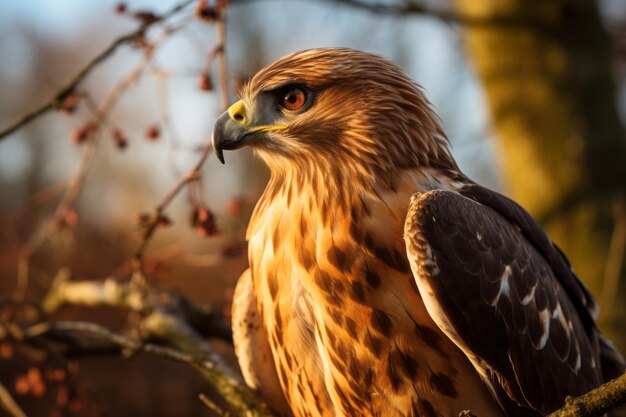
[{"left": 227, "top": 100, "right": 248, "bottom": 126}]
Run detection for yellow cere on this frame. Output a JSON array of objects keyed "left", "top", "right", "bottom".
[{"left": 228, "top": 99, "right": 288, "bottom": 133}]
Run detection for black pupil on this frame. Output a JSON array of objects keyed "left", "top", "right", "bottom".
[{"left": 287, "top": 91, "right": 298, "bottom": 104}]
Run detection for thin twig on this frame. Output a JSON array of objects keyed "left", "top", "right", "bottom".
[
  {"left": 199, "top": 393, "right": 232, "bottom": 417},
  {"left": 133, "top": 158, "right": 208, "bottom": 261},
  {"left": 0, "top": 382, "right": 28, "bottom": 417},
  {"left": 0, "top": 0, "right": 559, "bottom": 143},
  {"left": 0, "top": 0, "right": 195, "bottom": 141},
  {"left": 150, "top": 64, "right": 184, "bottom": 177},
  {"left": 216, "top": 8, "right": 230, "bottom": 110},
  {"left": 133, "top": 4, "right": 228, "bottom": 260},
  {"left": 15, "top": 136, "right": 98, "bottom": 300},
  {"left": 14, "top": 47, "right": 157, "bottom": 301},
  {"left": 28, "top": 179, "right": 69, "bottom": 207},
  {"left": 229, "top": 0, "right": 549, "bottom": 28},
  {"left": 0, "top": 102, "right": 54, "bottom": 141}
]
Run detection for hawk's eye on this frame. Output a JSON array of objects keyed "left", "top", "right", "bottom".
[{"left": 281, "top": 87, "right": 306, "bottom": 111}]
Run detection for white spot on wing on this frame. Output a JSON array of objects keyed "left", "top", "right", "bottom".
[
  {"left": 500, "top": 267, "right": 511, "bottom": 297},
  {"left": 537, "top": 309, "right": 551, "bottom": 350},
  {"left": 521, "top": 284, "right": 536, "bottom": 306},
  {"left": 490, "top": 266, "right": 512, "bottom": 306}
]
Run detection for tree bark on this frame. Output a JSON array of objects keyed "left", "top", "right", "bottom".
[{"left": 455, "top": 0, "right": 626, "bottom": 350}]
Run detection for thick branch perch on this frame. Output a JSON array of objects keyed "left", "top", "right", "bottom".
[
  {"left": 3, "top": 268, "right": 279, "bottom": 417},
  {"left": 8, "top": 319, "right": 277, "bottom": 417},
  {"left": 6, "top": 268, "right": 626, "bottom": 417},
  {"left": 139, "top": 311, "right": 277, "bottom": 417},
  {"left": 41, "top": 268, "right": 231, "bottom": 342},
  {"left": 546, "top": 371, "right": 626, "bottom": 417},
  {"left": 457, "top": 372, "right": 626, "bottom": 417}
]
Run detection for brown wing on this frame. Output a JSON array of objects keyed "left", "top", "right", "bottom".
[
  {"left": 459, "top": 183, "right": 625, "bottom": 382},
  {"left": 403, "top": 189, "right": 619, "bottom": 416}
]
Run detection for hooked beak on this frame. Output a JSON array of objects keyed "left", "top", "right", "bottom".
[
  {"left": 212, "top": 100, "right": 287, "bottom": 164},
  {"left": 212, "top": 109, "right": 248, "bottom": 164}
]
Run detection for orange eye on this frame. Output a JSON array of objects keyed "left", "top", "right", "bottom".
[{"left": 282, "top": 88, "right": 306, "bottom": 111}]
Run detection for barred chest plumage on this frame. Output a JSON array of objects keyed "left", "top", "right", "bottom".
[{"left": 246, "top": 170, "right": 503, "bottom": 417}]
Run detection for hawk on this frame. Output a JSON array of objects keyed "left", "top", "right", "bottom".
[{"left": 213, "top": 48, "right": 625, "bottom": 417}]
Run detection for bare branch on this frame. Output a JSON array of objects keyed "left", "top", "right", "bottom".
[
  {"left": 150, "top": 64, "right": 185, "bottom": 176},
  {"left": 546, "top": 371, "right": 626, "bottom": 417},
  {"left": 133, "top": 4, "right": 228, "bottom": 259},
  {"left": 199, "top": 393, "right": 232, "bottom": 416},
  {"left": 14, "top": 47, "right": 157, "bottom": 301},
  {"left": 9, "top": 267, "right": 626, "bottom": 417},
  {"left": 41, "top": 269, "right": 232, "bottom": 342},
  {"left": 0, "top": 102, "right": 54, "bottom": 142},
  {"left": 4, "top": 266, "right": 279, "bottom": 417},
  {"left": 459, "top": 372, "right": 626, "bottom": 417},
  {"left": 15, "top": 134, "right": 98, "bottom": 300},
  {"left": 0, "top": 0, "right": 195, "bottom": 141},
  {"left": 22, "top": 320, "right": 195, "bottom": 364},
  {"left": 133, "top": 138, "right": 213, "bottom": 261},
  {"left": 230, "top": 0, "right": 548, "bottom": 28},
  {"left": 215, "top": 9, "right": 230, "bottom": 110},
  {"left": 10, "top": 317, "right": 278, "bottom": 417},
  {"left": 0, "top": 382, "right": 28, "bottom": 417},
  {"left": 41, "top": 268, "right": 146, "bottom": 313}
]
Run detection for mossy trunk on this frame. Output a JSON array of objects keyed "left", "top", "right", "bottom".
[{"left": 455, "top": 0, "right": 626, "bottom": 350}]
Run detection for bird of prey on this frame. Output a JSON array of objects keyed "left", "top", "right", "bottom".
[{"left": 213, "top": 48, "right": 625, "bottom": 417}]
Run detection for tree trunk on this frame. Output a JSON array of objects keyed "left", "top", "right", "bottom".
[{"left": 455, "top": 0, "right": 626, "bottom": 350}]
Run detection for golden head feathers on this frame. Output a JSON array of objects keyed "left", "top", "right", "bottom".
[{"left": 214, "top": 48, "right": 458, "bottom": 181}]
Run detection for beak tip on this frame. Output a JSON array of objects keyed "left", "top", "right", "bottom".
[
  {"left": 212, "top": 130, "right": 225, "bottom": 164},
  {"left": 215, "top": 147, "right": 225, "bottom": 164}
]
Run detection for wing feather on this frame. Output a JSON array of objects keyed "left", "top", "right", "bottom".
[{"left": 403, "top": 190, "right": 621, "bottom": 415}]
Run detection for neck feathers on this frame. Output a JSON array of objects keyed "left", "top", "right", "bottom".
[{"left": 247, "top": 160, "right": 466, "bottom": 245}]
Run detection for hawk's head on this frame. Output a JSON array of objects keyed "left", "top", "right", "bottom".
[{"left": 213, "top": 48, "right": 457, "bottom": 181}]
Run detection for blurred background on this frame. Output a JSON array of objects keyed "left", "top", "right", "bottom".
[{"left": 1, "top": 0, "right": 625, "bottom": 416}]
